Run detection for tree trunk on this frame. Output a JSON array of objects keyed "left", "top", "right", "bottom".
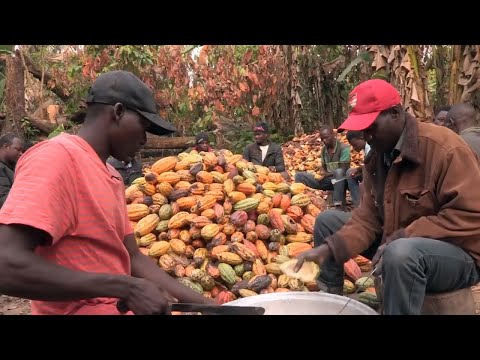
[
  {"left": 3, "top": 53, "right": 25, "bottom": 135},
  {"left": 145, "top": 134, "right": 196, "bottom": 149},
  {"left": 286, "top": 45, "right": 304, "bottom": 136},
  {"left": 22, "top": 50, "right": 71, "bottom": 102},
  {"left": 448, "top": 45, "right": 464, "bottom": 105}
]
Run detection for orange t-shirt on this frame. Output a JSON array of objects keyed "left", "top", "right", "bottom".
[{"left": 0, "top": 134, "right": 133, "bottom": 315}]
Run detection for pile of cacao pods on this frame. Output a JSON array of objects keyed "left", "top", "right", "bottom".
[
  {"left": 343, "top": 255, "right": 378, "bottom": 308},
  {"left": 126, "top": 149, "right": 331, "bottom": 305},
  {"left": 282, "top": 130, "right": 365, "bottom": 180}
]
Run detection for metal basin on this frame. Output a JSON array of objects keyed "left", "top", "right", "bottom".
[{"left": 224, "top": 292, "right": 378, "bottom": 315}]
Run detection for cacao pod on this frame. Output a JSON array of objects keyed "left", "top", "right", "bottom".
[
  {"left": 156, "top": 182, "right": 174, "bottom": 198},
  {"left": 231, "top": 243, "right": 257, "bottom": 262},
  {"left": 253, "top": 258, "right": 267, "bottom": 276},
  {"left": 217, "top": 252, "right": 243, "bottom": 265},
  {"left": 148, "top": 241, "right": 170, "bottom": 257},
  {"left": 193, "top": 248, "right": 208, "bottom": 266},
  {"left": 247, "top": 275, "right": 272, "bottom": 292},
  {"left": 200, "top": 275, "right": 215, "bottom": 291},
  {"left": 157, "top": 172, "right": 181, "bottom": 185},
  {"left": 216, "top": 290, "right": 236, "bottom": 304},
  {"left": 265, "top": 262, "right": 283, "bottom": 276},
  {"left": 286, "top": 232, "right": 313, "bottom": 243},
  {"left": 234, "top": 263, "right": 245, "bottom": 277},
  {"left": 239, "top": 289, "right": 257, "bottom": 297},
  {"left": 242, "top": 271, "right": 254, "bottom": 281},
  {"left": 222, "top": 222, "right": 236, "bottom": 235},
  {"left": 170, "top": 239, "right": 187, "bottom": 255},
  {"left": 127, "top": 204, "right": 150, "bottom": 221},
  {"left": 151, "top": 156, "right": 177, "bottom": 175},
  {"left": 257, "top": 213, "right": 270, "bottom": 226},
  {"left": 201, "top": 224, "right": 220, "bottom": 241},
  {"left": 286, "top": 206, "right": 303, "bottom": 222},
  {"left": 230, "top": 210, "right": 248, "bottom": 227},
  {"left": 138, "top": 233, "right": 157, "bottom": 247},
  {"left": 218, "top": 263, "right": 237, "bottom": 285},
  {"left": 255, "top": 240, "right": 269, "bottom": 262},
  {"left": 269, "top": 209, "right": 285, "bottom": 233},
  {"left": 155, "top": 220, "right": 168, "bottom": 232},
  {"left": 344, "top": 259, "right": 362, "bottom": 282},
  {"left": 159, "top": 254, "right": 176, "bottom": 273},
  {"left": 174, "top": 264, "right": 186, "bottom": 278},
  {"left": 343, "top": 279, "right": 356, "bottom": 294},
  {"left": 158, "top": 204, "right": 173, "bottom": 220},
  {"left": 230, "top": 231, "right": 245, "bottom": 243},
  {"left": 255, "top": 224, "right": 270, "bottom": 240},
  {"left": 300, "top": 214, "right": 315, "bottom": 234},
  {"left": 281, "top": 215, "right": 298, "bottom": 234},
  {"left": 178, "top": 277, "right": 203, "bottom": 294},
  {"left": 289, "top": 182, "right": 307, "bottom": 195},
  {"left": 168, "top": 212, "right": 190, "bottom": 229}
]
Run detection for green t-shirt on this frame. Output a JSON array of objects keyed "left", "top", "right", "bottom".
[{"left": 321, "top": 140, "right": 351, "bottom": 173}]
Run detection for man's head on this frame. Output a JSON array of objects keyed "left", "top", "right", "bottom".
[
  {"left": 346, "top": 130, "right": 367, "bottom": 152},
  {"left": 338, "top": 79, "right": 405, "bottom": 153},
  {"left": 445, "top": 103, "right": 478, "bottom": 134},
  {"left": 195, "top": 132, "right": 211, "bottom": 152},
  {"left": 0, "top": 133, "right": 24, "bottom": 167},
  {"left": 433, "top": 105, "right": 451, "bottom": 127},
  {"left": 254, "top": 122, "right": 270, "bottom": 145},
  {"left": 319, "top": 125, "right": 336, "bottom": 148},
  {"left": 82, "top": 71, "right": 176, "bottom": 162}
]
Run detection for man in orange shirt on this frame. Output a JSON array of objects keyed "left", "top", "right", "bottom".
[{"left": 0, "top": 70, "right": 212, "bottom": 315}]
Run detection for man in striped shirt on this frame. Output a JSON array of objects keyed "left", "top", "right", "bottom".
[{"left": 0, "top": 70, "right": 212, "bottom": 315}]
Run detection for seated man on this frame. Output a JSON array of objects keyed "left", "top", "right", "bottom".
[
  {"left": 0, "top": 133, "right": 25, "bottom": 208},
  {"left": 295, "top": 79, "right": 480, "bottom": 315},
  {"left": 345, "top": 130, "right": 371, "bottom": 206},
  {"left": 295, "top": 126, "right": 350, "bottom": 206},
  {"left": 243, "top": 122, "right": 289, "bottom": 180},
  {"left": 190, "top": 132, "right": 214, "bottom": 152},
  {"left": 445, "top": 103, "right": 480, "bottom": 156},
  {"left": 433, "top": 105, "right": 451, "bottom": 127},
  {"left": 107, "top": 155, "right": 143, "bottom": 186}
]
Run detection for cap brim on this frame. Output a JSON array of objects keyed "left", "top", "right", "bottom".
[
  {"left": 338, "top": 111, "right": 381, "bottom": 131},
  {"left": 137, "top": 110, "right": 177, "bottom": 136}
]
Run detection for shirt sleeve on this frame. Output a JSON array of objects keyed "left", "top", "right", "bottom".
[{"left": 0, "top": 141, "right": 77, "bottom": 245}]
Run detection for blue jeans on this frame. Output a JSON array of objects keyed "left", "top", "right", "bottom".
[
  {"left": 313, "top": 210, "right": 480, "bottom": 315},
  {"left": 295, "top": 168, "right": 346, "bottom": 205},
  {"left": 346, "top": 167, "right": 361, "bottom": 206}
]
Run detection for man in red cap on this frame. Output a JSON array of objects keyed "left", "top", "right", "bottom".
[{"left": 295, "top": 79, "right": 480, "bottom": 314}]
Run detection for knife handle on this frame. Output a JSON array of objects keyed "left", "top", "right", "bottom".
[{"left": 116, "top": 300, "right": 170, "bottom": 315}]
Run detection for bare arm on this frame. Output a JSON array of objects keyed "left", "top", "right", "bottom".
[
  {"left": 0, "top": 224, "right": 134, "bottom": 301},
  {"left": 125, "top": 234, "right": 213, "bottom": 304}
]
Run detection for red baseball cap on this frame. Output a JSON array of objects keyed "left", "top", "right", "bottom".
[{"left": 338, "top": 79, "right": 401, "bottom": 131}]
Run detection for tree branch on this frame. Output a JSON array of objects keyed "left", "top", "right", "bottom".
[{"left": 19, "top": 49, "right": 71, "bottom": 102}]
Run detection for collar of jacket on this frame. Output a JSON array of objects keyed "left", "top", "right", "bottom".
[{"left": 365, "top": 113, "right": 421, "bottom": 170}]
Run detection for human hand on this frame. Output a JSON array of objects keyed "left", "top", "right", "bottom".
[
  {"left": 122, "top": 278, "right": 175, "bottom": 315},
  {"left": 294, "top": 244, "right": 332, "bottom": 272}
]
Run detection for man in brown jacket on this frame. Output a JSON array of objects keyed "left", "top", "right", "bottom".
[{"left": 295, "top": 79, "right": 480, "bottom": 315}]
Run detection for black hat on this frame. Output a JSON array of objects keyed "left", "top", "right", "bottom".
[
  {"left": 195, "top": 132, "right": 210, "bottom": 144},
  {"left": 254, "top": 122, "right": 269, "bottom": 133},
  {"left": 85, "top": 70, "right": 176, "bottom": 136}
]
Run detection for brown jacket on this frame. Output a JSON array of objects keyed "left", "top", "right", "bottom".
[{"left": 327, "top": 114, "right": 480, "bottom": 266}]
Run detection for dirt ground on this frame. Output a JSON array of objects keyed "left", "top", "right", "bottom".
[{"left": 0, "top": 295, "right": 31, "bottom": 315}]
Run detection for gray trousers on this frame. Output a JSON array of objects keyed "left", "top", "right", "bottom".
[
  {"left": 295, "top": 168, "right": 346, "bottom": 205},
  {"left": 314, "top": 210, "right": 480, "bottom": 315}
]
